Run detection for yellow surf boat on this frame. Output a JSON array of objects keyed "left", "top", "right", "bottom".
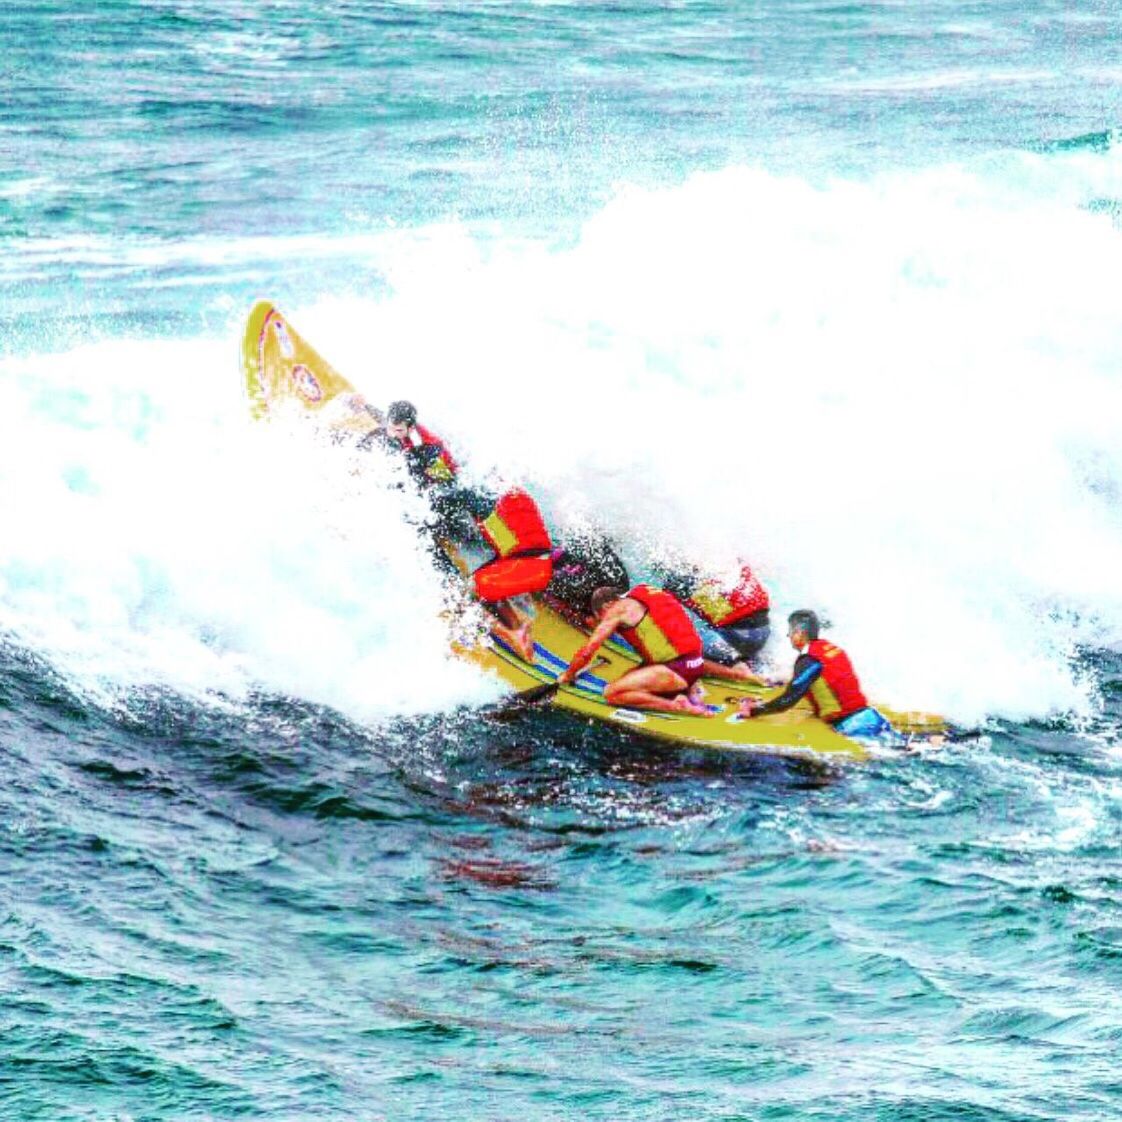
[{"left": 242, "top": 300, "right": 948, "bottom": 762}]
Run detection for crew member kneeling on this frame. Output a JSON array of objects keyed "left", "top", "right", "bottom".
[
  {"left": 558, "top": 585, "right": 710, "bottom": 714},
  {"left": 662, "top": 560, "right": 771, "bottom": 670},
  {"left": 738, "top": 610, "right": 897, "bottom": 742}
]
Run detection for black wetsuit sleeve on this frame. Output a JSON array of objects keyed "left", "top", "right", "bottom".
[{"left": 752, "top": 654, "right": 822, "bottom": 717}]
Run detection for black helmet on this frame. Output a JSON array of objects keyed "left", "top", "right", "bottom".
[
  {"left": 387, "top": 400, "right": 417, "bottom": 427},
  {"left": 787, "top": 609, "right": 820, "bottom": 640}
]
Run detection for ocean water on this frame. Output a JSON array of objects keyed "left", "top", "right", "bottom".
[{"left": 3, "top": 2, "right": 1122, "bottom": 1119}]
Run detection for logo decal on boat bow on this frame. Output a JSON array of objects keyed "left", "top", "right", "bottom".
[{"left": 291, "top": 364, "right": 323, "bottom": 402}]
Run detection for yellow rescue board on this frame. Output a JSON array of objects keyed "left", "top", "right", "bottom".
[
  {"left": 241, "top": 300, "right": 946, "bottom": 763},
  {"left": 455, "top": 606, "right": 867, "bottom": 760}
]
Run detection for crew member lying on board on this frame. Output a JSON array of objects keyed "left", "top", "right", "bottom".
[
  {"left": 383, "top": 400, "right": 458, "bottom": 486},
  {"left": 658, "top": 559, "right": 771, "bottom": 674},
  {"left": 558, "top": 585, "right": 759, "bottom": 715},
  {"left": 738, "top": 610, "right": 899, "bottom": 743}
]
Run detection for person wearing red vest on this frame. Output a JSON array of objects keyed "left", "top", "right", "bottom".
[
  {"left": 558, "top": 585, "right": 756, "bottom": 715},
  {"left": 662, "top": 560, "right": 771, "bottom": 671},
  {"left": 384, "top": 400, "right": 458, "bottom": 487},
  {"left": 467, "top": 487, "right": 555, "bottom": 662},
  {"left": 738, "top": 610, "right": 897, "bottom": 741}
]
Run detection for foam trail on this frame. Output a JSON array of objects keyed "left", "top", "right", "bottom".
[
  {"left": 4, "top": 151, "right": 1122, "bottom": 724},
  {"left": 0, "top": 335, "right": 494, "bottom": 718}
]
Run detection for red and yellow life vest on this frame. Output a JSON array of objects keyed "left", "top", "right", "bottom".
[
  {"left": 618, "top": 585, "right": 703, "bottom": 664},
  {"left": 476, "top": 489, "right": 552, "bottom": 558},
  {"left": 685, "top": 563, "right": 770, "bottom": 628},
  {"left": 398, "top": 423, "right": 457, "bottom": 483},
  {"left": 805, "top": 639, "right": 868, "bottom": 722}
]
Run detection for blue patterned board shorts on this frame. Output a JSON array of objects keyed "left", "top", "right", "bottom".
[{"left": 833, "top": 706, "right": 905, "bottom": 747}]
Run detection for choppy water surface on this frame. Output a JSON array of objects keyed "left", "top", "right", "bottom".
[
  {"left": 3, "top": 2, "right": 1122, "bottom": 1119},
  {"left": 5, "top": 645, "right": 1122, "bottom": 1120}
]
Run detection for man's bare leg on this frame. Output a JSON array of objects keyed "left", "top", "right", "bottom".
[
  {"left": 700, "top": 659, "right": 768, "bottom": 685},
  {"left": 603, "top": 665, "right": 710, "bottom": 715},
  {"left": 488, "top": 600, "right": 535, "bottom": 662}
]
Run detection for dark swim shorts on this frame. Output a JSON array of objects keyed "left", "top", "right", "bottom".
[
  {"left": 717, "top": 617, "right": 771, "bottom": 659},
  {"left": 664, "top": 654, "right": 705, "bottom": 687}
]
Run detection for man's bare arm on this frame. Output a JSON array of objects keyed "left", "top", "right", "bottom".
[{"left": 558, "top": 609, "right": 624, "bottom": 684}]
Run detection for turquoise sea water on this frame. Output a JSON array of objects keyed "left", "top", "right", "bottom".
[{"left": 4, "top": 3, "right": 1122, "bottom": 1119}]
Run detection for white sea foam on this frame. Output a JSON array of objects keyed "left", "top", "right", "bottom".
[
  {"left": 821, "top": 68, "right": 1055, "bottom": 94},
  {"left": 3, "top": 152, "right": 1122, "bottom": 724},
  {"left": 0, "top": 336, "right": 494, "bottom": 718}
]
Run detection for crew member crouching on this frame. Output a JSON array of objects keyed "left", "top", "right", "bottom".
[
  {"left": 661, "top": 560, "right": 771, "bottom": 671},
  {"left": 559, "top": 585, "right": 708, "bottom": 714},
  {"left": 738, "top": 610, "right": 899, "bottom": 743}
]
